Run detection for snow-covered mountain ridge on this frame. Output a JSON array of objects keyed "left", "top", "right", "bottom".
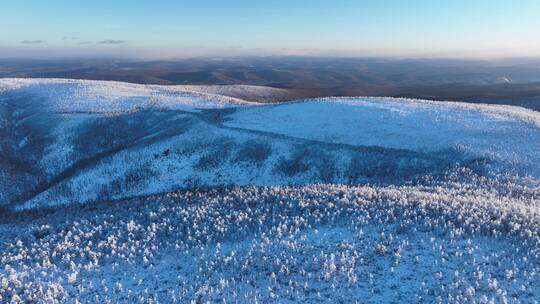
[
  {"left": 0, "top": 78, "right": 257, "bottom": 113},
  {"left": 1, "top": 78, "right": 539, "bottom": 210},
  {"left": 1, "top": 78, "right": 540, "bottom": 303}
]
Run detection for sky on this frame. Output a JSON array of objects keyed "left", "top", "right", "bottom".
[{"left": 1, "top": 0, "right": 539, "bottom": 59}]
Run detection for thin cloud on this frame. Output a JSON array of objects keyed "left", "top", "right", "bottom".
[
  {"left": 99, "top": 39, "right": 126, "bottom": 45},
  {"left": 20, "top": 40, "right": 46, "bottom": 44},
  {"left": 62, "top": 36, "right": 80, "bottom": 40}
]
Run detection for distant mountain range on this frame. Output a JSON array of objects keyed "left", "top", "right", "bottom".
[{"left": 1, "top": 57, "right": 540, "bottom": 110}]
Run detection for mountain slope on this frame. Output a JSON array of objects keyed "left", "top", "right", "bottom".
[
  {"left": 1, "top": 78, "right": 539, "bottom": 303},
  {"left": 1, "top": 78, "right": 539, "bottom": 210}
]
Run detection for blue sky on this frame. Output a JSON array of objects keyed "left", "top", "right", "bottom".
[{"left": 1, "top": 0, "right": 539, "bottom": 58}]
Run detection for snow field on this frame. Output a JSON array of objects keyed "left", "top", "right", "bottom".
[
  {"left": 1, "top": 183, "right": 539, "bottom": 303},
  {"left": 1, "top": 78, "right": 540, "bottom": 303}
]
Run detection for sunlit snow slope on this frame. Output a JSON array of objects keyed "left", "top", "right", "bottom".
[
  {"left": 0, "top": 78, "right": 539, "bottom": 210},
  {"left": 225, "top": 98, "right": 540, "bottom": 178},
  {"left": 0, "top": 78, "right": 253, "bottom": 113}
]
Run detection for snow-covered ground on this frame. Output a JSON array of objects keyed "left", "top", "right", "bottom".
[
  {"left": 1, "top": 184, "right": 539, "bottom": 303},
  {"left": 1, "top": 78, "right": 539, "bottom": 303},
  {"left": 0, "top": 78, "right": 256, "bottom": 113},
  {"left": 225, "top": 98, "right": 540, "bottom": 178}
]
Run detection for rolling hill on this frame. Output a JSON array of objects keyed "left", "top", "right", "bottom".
[{"left": 0, "top": 78, "right": 539, "bottom": 303}]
